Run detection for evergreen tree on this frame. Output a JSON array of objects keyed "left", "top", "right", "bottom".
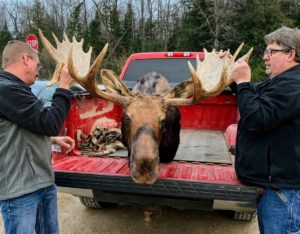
[
  {"left": 176, "top": 0, "right": 214, "bottom": 51},
  {"left": 167, "top": 10, "right": 181, "bottom": 51},
  {"left": 0, "top": 21, "right": 12, "bottom": 68},
  {"left": 275, "top": 0, "right": 299, "bottom": 26},
  {"left": 0, "top": 21, "right": 12, "bottom": 50},
  {"left": 109, "top": 2, "right": 123, "bottom": 55},
  {"left": 123, "top": 2, "right": 140, "bottom": 53},
  {"left": 88, "top": 11, "right": 105, "bottom": 55},
  {"left": 231, "top": 0, "right": 293, "bottom": 81},
  {"left": 66, "top": 3, "right": 84, "bottom": 40},
  {"left": 26, "top": 0, "right": 56, "bottom": 39},
  {"left": 25, "top": 0, "right": 57, "bottom": 80}
]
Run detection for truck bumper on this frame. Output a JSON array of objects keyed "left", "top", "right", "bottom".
[{"left": 55, "top": 171, "right": 260, "bottom": 212}]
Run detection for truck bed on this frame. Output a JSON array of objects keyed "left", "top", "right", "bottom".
[
  {"left": 52, "top": 94, "right": 253, "bottom": 201},
  {"left": 52, "top": 154, "right": 258, "bottom": 205},
  {"left": 176, "top": 129, "right": 231, "bottom": 163},
  {"left": 107, "top": 129, "right": 232, "bottom": 164},
  {"left": 49, "top": 53, "right": 261, "bottom": 217},
  {"left": 52, "top": 128, "right": 259, "bottom": 204}
]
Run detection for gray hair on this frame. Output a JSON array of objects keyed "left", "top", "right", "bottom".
[
  {"left": 2, "top": 40, "right": 38, "bottom": 69},
  {"left": 265, "top": 26, "right": 300, "bottom": 62}
]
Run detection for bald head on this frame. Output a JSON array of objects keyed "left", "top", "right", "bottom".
[{"left": 2, "top": 40, "right": 38, "bottom": 69}]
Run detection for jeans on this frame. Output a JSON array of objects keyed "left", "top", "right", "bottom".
[
  {"left": 0, "top": 184, "right": 59, "bottom": 234},
  {"left": 258, "top": 187, "right": 300, "bottom": 234}
]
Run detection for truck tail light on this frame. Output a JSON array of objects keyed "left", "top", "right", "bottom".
[{"left": 165, "top": 52, "right": 192, "bottom": 57}]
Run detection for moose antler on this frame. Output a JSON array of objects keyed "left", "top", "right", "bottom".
[
  {"left": 189, "top": 43, "right": 253, "bottom": 96},
  {"left": 99, "top": 43, "right": 252, "bottom": 107},
  {"left": 163, "top": 44, "right": 253, "bottom": 106},
  {"left": 40, "top": 30, "right": 253, "bottom": 184},
  {"left": 39, "top": 29, "right": 131, "bottom": 106},
  {"left": 39, "top": 29, "right": 252, "bottom": 107},
  {"left": 38, "top": 29, "right": 92, "bottom": 86}
]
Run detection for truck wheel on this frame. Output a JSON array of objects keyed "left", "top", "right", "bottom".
[
  {"left": 233, "top": 211, "right": 257, "bottom": 221},
  {"left": 79, "top": 197, "right": 115, "bottom": 208}
]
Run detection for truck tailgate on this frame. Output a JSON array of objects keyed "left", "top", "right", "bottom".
[
  {"left": 53, "top": 155, "right": 260, "bottom": 202},
  {"left": 52, "top": 129, "right": 260, "bottom": 202}
]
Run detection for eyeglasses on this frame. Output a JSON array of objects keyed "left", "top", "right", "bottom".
[
  {"left": 263, "top": 49, "right": 288, "bottom": 57},
  {"left": 26, "top": 55, "right": 43, "bottom": 71},
  {"left": 37, "top": 63, "right": 43, "bottom": 71}
]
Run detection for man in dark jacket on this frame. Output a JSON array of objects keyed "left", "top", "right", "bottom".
[
  {"left": 0, "top": 40, "right": 74, "bottom": 234},
  {"left": 231, "top": 27, "right": 300, "bottom": 233}
]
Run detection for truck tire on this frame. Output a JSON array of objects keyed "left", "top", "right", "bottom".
[
  {"left": 79, "top": 197, "right": 115, "bottom": 208},
  {"left": 233, "top": 211, "right": 257, "bottom": 221}
]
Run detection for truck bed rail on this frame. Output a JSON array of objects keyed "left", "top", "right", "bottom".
[{"left": 53, "top": 156, "right": 260, "bottom": 202}]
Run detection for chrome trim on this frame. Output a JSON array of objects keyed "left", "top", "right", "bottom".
[
  {"left": 58, "top": 187, "right": 93, "bottom": 198},
  {"left": 213, "top": 199, "right": 256, "bottom": 212},
  {"left": 57, "top": 186, "right": 257, "bottom": 212}
]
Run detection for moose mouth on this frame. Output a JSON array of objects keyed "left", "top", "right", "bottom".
[
  {"left": 39, "top": 29, "right": 253, "bottom": 184},
  {"left": 129, "top": 125, "right": 160, "bottom": 184},
  {"left": 130, "top": 159, "right": 159, "bottom": 184}
]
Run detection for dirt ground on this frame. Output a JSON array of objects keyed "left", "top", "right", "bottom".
[{"left": 0, "top": 192, "right": 259, "bottom": 234}]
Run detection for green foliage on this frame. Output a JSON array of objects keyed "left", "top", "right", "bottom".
[
  {"left": 109, "top": 4, "right": 122, "bottom": 39},
  {"left": 88, "top": 11, "right": 106, "bottom": 55},
  {"left": 227, "top": 0, "right": 299, "bottom": 83},
  {"left": 167, "top": 12, "right": 181, "bottom": 51},
  {"left": 0, "top": 22, "right": 12, "bottom": 51},
  {"left": 109, "top": 2, "right": 123, "bottom": 56},
  {"left": 106, "top": 53, "right": 128, "bottom": 75},
  {"left": 177, "top": 0, "right": 213, "bottom": 50},
  {"left": 38, "top": 49, "right": 56, "bottom": 80},
  {"left": 122, "top": 2, "right": 135, "bottom": 52},
  {"left": 249, "top": 56, "right": 267, "bottom": 82},
  {"left": 0, "top": 22, "right": 12, "bottom": 68},
  {"left": 23, "top": 0, "right": 58, "bottom": 79},
  {"left": 2, "top": 0, "right": 300, "bottom": 80},
  {"left": 66, "top": 3, "right": 84, "bottom": 40}
]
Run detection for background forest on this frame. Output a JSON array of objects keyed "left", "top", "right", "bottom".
[{"left": 0, "top": 0, "right": 300, "bottom": 81}]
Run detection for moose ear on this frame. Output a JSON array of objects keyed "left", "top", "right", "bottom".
[
  {"left": 165, "top": 79, "right": 194, "bottom": 99},
  {"left": 101, "top": 69, "right": 133, "bottom": 97}
]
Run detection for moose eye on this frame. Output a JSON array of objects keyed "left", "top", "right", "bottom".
[
  {"left": 123, "top": 114, "right": 131, "bottom": 125},
  {"left": 159, "top": 118, "right": 166, "bottom": 129}
]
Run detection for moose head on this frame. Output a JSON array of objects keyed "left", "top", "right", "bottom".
[{"left": 39, "top": 29, "right": 252, "bottom": 184}]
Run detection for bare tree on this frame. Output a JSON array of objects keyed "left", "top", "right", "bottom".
[
  {"left": 192, "top": 0, "right": 236, "bottom": 49},
  {"left": 6, "top": 0, "right": 27, "bottom": 38},
  {"left": 137, "top": 0, "right": 146, "bottom": 50}
]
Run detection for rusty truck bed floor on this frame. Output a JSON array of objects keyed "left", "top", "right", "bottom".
[
  {"left": 53, "top": 130, "right": 237, "bottom": 184},
  {"left": 175, "top": 129, "right": 231, "bottom": 163},
  {"left": 108, "top": 129, "right": 232, "bottom": 164}
]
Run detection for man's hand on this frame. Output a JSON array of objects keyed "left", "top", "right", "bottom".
[
  {"left": 218, "top": 49, "right": 232, "bottom": 59},
  {"left": 58, "top": 64, "right": 74, "bottom": 89},
  {"left": 218, "top": 49, "right": 251, "bottom": 84},
  {"left": 231, "top": 59, "right": 251, "bottom": 84},
  {"left": 51, "top": 136, "right": 75, "bottom": 154}
]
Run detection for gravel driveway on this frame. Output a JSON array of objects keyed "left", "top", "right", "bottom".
[{"left": 0, "top": 192, "right": 259, "bottom": 234}]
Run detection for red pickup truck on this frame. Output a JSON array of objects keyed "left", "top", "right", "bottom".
[{"left": 49, "top": 51, "right": 261, "bottom": 221}]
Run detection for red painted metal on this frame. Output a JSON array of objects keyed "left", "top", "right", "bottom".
[
  {"left": 180, "top": 93, "right": 238, "bottom": 130},
  {"left": 53, "top": 90, "right": 239, "bottom": 184},
  {"left": 52, "top": 156, "right": 241, "bottom": 185},
  {"left": 53, "top": 51, "right": 240, "bottom": 186},
  {"left": 224, "top": 124, "right": 238, "bottom": 148},
  {"left": 119, "top": 51, "right": 205, "bottom": 81},
  {"left": 26, "top": 34, "right": 38, "bottom": 49}
]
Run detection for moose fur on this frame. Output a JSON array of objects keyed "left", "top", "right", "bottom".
[{"left": 121, "top": 73, "right": 181, "bottom": 184}]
